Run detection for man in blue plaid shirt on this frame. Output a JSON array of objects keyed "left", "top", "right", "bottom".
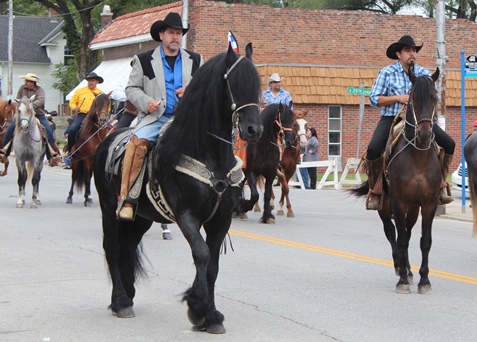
[{"left": 364, "top": 35, "right": 455, "bottom": 210}]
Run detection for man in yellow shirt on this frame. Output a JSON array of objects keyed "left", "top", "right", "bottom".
[{"left": 67, "top": 72, "right": 104, "bottom": 153}]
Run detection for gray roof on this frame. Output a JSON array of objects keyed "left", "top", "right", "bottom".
[{"left": 0, "top": 15, "right": 64, "bottom": 63}]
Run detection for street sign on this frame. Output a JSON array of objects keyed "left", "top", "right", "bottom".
[
  {"left": 347, "top": 87, "right": 372, "bottom": 96},
  {"left": 465, "top": 55, "right": 477, "bottom": 78}
]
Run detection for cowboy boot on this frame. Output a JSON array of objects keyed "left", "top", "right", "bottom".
[
  {"left": 117, "top": 135, "right": 150, "bottom": 221},
  {"left": 47, "top": 143, "right": 62, "bottom": 167},
  {"left": 366, "top": 156, "right": 384, "bottom": 210},
  {"left": 439, "top": 153, "right": 454, "bottom": 204}
]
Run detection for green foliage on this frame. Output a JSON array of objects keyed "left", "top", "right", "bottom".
[{"left": 51, "top": 59, "right": 78, "bottom": 94}]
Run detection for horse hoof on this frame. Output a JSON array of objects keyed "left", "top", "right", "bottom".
[
  {"left": 287, "top": 212, "right": 295, "bottom": 218},
  {"left": 206, "top": 322, "right": 226, "bottom": 334},
  {"left": 84, "top": 201, "right": 91, "bottom": 207},
  {"left": 277, "top": 209, "right": 284, "bottom": 216},
  {"left": 34, "top": 199, "right": 41, "bottom": 205},
  {"left": 16, "top": 203, "right": 24, "bottom": 208},
  {"left": 87, "top": 198, "right": 93, "bottom": 204},
  {"left": 112, "top": 307, "right": 135, "bottom": 318},
  {"left": 253, "top": 207, "right": 261, "bottom": 212},
  {"left": 418, "top": 284, "right": 432, "bottom": 294},
  {"left": 239, "top": 213, "right": 248, "bottom": 220},
  {"left": 232, "top": 212, "right": 237, "bottom": 219},
  {"left": 162, "top": 231, "right": 173, "bottom": 240},
  {"left": 187, "top": 309, "right": 205, "bottom": 326},
  {"left": 407, "top": 275, "right": 414, "bottom": 285},
  {"left": 66, "top": 198, "right": 72, "bottom": 204},
  {"left": 395, "top": 284, "right": 411, "bottom": 294}
]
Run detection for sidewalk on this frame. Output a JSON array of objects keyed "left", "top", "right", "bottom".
[{"left": 437, "top": 202, "right": 473, "bottom": 222}]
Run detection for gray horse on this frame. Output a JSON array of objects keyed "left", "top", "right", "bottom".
[{"left": 13, "top": 95, "right": 46, "bottom": 208}]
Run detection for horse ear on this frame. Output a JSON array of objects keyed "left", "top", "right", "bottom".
[
  {"left": 432, "top": 67, "right": 440, "bottom": 82},
  {"left": 245, "top": 43, "right": 253, "bottom": 60},
  {"left": 29, "top": 94, "right": 36, "bottom": 102},
  {"left": 106, "top": 91, "right": 113, "bottom": 98}
]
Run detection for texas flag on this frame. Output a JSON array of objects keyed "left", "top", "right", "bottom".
[{"left": 227, "top": 31, "right": 239, "bottom": 53}]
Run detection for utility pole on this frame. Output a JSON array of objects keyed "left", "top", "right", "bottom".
[
  {"left": 8, "top": 0, "right": 13, "bottom": 97},
  {"left": 435, "top": 0, "right": 446, "bottom": 117}
]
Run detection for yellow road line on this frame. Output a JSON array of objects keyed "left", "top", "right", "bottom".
[{"left": 229, "top": 229, "right": 477, "bottom": 285}]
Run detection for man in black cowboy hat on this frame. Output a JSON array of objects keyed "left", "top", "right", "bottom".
[
  {"left": 364, "top": 35, "right": 455, "bottom": 210},
  {"left": 117, "top": 12, "right": 204, "bottom": 224},
  {"left": 67, "top": 71, "right": 104, "bottom": 154}
]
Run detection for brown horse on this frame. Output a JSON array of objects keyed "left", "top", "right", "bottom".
[
  {"left": 0, "top": 99, "right": 17, "bottom": 176},
  {"left": 350, "top": 68, "right": 441, "bottom": 294},
  {"left": 275, "top": 109, "right": 308, "bottom": 217},
  {"left": 66, "top": 93, "right": 110, "bottom": 206}
]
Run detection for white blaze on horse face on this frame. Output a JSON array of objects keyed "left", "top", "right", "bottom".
[
  {"left": 18, "top": 102, "right": 30, "bottom": 130},
  {"left": 296, "top": 118, "right": 308, "bottom": 148}
]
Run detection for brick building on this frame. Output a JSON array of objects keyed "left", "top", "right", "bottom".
[{"left": 88, "top": 0, "right": 477, "bottom": 170}]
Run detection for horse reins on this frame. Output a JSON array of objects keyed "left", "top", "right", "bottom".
[{"left": 207, "top": 55, "right": 260, "bottom": 149}]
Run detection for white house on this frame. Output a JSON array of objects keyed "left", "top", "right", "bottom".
[{"left": 0, "top": 14, "right": 68, "bottom": 113}]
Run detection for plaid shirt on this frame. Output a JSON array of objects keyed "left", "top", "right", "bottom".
[
  {"left": 262, "top": 88, "right": 293, "bottom": 108},
  {"left": 370, "top": 61, "right": 431, "bottom": 117}
]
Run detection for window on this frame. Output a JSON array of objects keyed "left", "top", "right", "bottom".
[
  {"left": 64, "top": 46, "right": 74, "bottom": 65},
  {"left": 328, "top": 106, "right": 342, "bottom": 157}
]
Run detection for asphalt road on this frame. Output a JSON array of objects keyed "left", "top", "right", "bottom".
[{"left": 1, "top": 160, "right": 477, "bottom": 341}]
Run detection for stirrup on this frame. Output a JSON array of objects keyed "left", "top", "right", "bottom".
[
  {"left": 366, "top": 190, "right": 383, "bottom": 210},
  {"left": 117, "top": 198, "right": 136, "bottom": 221}
]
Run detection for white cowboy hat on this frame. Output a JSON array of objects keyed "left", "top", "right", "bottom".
[
  {"left": 267, "top": 73, "right": 282, "bottom": 87},
  {"left": 19, "top": 73, "right": 41, "bottom": 83}
]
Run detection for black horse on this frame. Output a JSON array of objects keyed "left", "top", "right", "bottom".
[
  {"left": 237, "top": 103, "right": 294, "bottom": 223},
  {"left": 93, "top": 44, "right": 263, "bottom": 333},
  {"left": 350, "top": 68, "right": 441, "bottom": 294}
]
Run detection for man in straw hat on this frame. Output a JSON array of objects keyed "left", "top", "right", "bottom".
[
  {"left": 117, "top": 11, "right": 204, "bottom": 222},
  {"left": 262, "top": 72, "right": 293, "bottom": 108},
  {"left": 67, "top": 71, "right": 105, "bottom": 154},
  {"left": 364, "top": 35, "right": 455, "bottom": 210},
  {"left": 0, "top": 73, "right": 61, "bottom": 166}
]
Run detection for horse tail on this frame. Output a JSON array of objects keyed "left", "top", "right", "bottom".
[
  {"left": 468, "top": 171, "right": 477, "bottom": 237},
  {"left": 72, "top": 159, "right": 86, "bottom": 191},
  {"left": 347, "top": 180, "right": 369, "bottom": 198}
]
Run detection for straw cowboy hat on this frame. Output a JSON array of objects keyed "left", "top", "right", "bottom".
[
  {"left": 386, "top": 35, "right": 423, "bottom": 60},
  {"left": 267, "top": 73, "right": 282, "bottom": 87},
  {"left": 19, "top": 73, "right": 41, "bottom": 83},
  {"left": 150, "top": 12, "right": 189, "bottom": 42},
  {"left": 85, "top": 72, "right": 104, "bottom": 84}
]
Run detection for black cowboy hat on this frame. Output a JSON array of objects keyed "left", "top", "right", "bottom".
[
  {"left": 386, "top": 35, "right": 423, "bottom": 60},
  {"left": 150, "top": 12, "right": 189, "bottom": 42},
  {"left": 85, "top": 72, "right": 104, "bottom": 84}
]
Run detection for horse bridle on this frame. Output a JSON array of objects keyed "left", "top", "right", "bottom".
[
  {"left": 270, "top": 107, "right": 293, "bottom": 149},
  {"left": 207, "top": 55, "right": 260, "bottom": 149},
  {"left": 16, "top": 99, "right": 42, "bottom": 142},
  {"left": 403, "top": 93, "right": 436, "bottom": 151}
]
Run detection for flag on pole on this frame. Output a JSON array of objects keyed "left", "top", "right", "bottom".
[{"left": 227, "top": 31, "right": 239, "bottom": 53}]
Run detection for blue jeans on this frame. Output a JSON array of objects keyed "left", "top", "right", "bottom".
[
  {"left": 299, "top": 168, "right": 310, "bottom": 189},
  {"left": 68, "top": 113, "right": 86, "bottom": 152},
  {"left": 2, "top": 114, "right": 56, "bottom": 149},
  {"left": 135, "top": 115, "right": 173, "bottom": 144}
]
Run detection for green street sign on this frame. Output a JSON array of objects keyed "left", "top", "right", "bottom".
[{"left": 348, "top": 87, "right": 372, "bottom": 96}]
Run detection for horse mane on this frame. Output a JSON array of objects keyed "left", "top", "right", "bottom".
[
  {"left": 409, "top": 75, "right": 438, "bottom": 111},
  {"left": 158, "top": 51, "right": 261, "bottom": 168},
  {"left": 80, "top": 93, "right": 110, "bottom": 141}
]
